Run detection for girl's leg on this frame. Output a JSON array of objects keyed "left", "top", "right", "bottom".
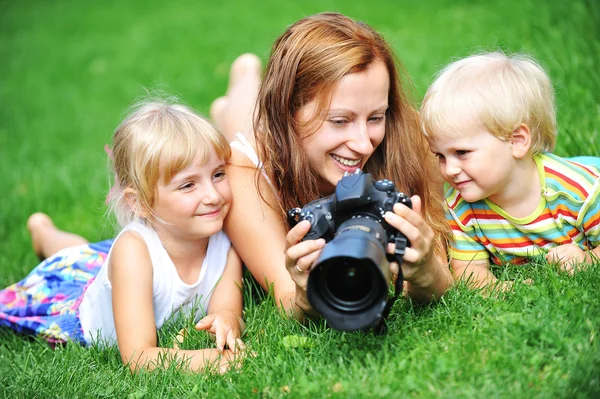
[
  {"left": 210, "top": 53, "right": 262, "bottom": 144},
  {"left": 27, "top": 213, "right": 89, "bottom": 260}
]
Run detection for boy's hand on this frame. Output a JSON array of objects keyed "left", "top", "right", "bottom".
[
  {"left": 546, "top": 244, "right": 587, "bottom": 274},
  {"left": 196, "top": 311, "right": 245, "bottom": 353}
]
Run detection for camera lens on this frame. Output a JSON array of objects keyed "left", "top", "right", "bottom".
[{"left": 307, "top": 216, "right": 391, "bottom": 331}]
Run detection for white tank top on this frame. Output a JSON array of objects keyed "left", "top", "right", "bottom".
[
  {"left": 78, "top": 220, "right": 230, "bottom": 345},
  {"left": 230, "top": 132, "right": 277, "bottom": 193}
]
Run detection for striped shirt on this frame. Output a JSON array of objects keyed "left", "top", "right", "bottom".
[{"left": 446, "top": 152, "right": 600, "bottom": 265}]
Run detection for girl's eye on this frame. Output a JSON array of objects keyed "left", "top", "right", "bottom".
[
  {"left": 213, "top": 170, "right": 227, "bottom": 180},
  {"left": 435, "top": 153, "right": 445, "bottom": 161},
  {"left": 179, "top": 182, "right": 195, "bottom": 191},
  {"left": 455, "top": 150, "right": 469, "bottom": 157}
]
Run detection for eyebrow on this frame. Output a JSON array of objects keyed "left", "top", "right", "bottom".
[{"left": 326, "top": 105, "right": 389, "bottom": 115}]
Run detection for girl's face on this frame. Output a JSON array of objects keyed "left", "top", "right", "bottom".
[
  {"left": 298, "top": 60, "right": 389, "bottom": 194},
  {"left": 150, "top": 149, "right": 232, "bottom": 243}
]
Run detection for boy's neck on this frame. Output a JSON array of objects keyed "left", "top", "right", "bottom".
[{"left": 488, "top": 155, "right": 541, "bottom": 218}]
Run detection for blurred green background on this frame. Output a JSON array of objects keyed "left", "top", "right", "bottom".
[{"left": 1, "top": 0, "right": 599, "bottom": 397}]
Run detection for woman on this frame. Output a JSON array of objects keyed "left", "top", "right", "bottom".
[
  {"left": 212, "top": 12, "right": 453, "bottom": 319},
  {"left": 28, "top": 12, "right": 453, "bottom": 322}
]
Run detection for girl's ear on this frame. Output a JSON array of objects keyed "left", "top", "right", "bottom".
[
  {"left": 511, "top": 123, "right": 532, "bottom": 159},
  {"left": 123, "top": 188, "right": 151, "bottom": 219}
]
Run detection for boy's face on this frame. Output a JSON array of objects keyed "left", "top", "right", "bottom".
[{"left": 427, "top": 118, "right": 517, "bottom": 204}]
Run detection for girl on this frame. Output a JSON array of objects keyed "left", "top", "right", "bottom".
[{"left": 0, "top": 100, "right": 245, "bottom": 373}]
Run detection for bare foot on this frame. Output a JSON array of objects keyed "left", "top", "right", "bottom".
[
  {"left": 210, "top": 53, "right": 262, "bottom": 142},
  {"left": 27, "top": 213, "right": 89, "bottom": 260}
]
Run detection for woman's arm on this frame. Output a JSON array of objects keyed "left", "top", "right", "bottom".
[
  {"left": 223, "top": 150, "right": 299, "bottom": 315},
  {"left": 110, "top": 232, "right": 240, "bottom": 373},
  {"left": 196, "top": 247, "right": 245, "bottom": 352}
]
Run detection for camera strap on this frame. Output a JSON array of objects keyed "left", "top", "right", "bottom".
[{"left": 376, "top": 235, "right": 408, "bottom": 334}]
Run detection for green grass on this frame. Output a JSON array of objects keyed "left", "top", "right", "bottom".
[{"left": 1, "top": 0, "right": 599, "bottom": 397}]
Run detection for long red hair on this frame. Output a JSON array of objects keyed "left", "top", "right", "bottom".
[{"left": 254, "top": 12, "right": 449, "bottom": 255}]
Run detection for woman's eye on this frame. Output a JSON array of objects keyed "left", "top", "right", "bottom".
[
  {"left": 368, "top": 116, "right": 385, "bottom": 123},
  {"left": 329, "top": 119, "right": 347, "bottom": 127}
]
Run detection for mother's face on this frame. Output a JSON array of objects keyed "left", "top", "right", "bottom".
[{"left": 298, "top": 60, "right": 389, "bottom": 194}]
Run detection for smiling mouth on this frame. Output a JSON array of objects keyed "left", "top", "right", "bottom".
[
  {"left": 331, "top": 154, "right": 362, "bottom": 168},
  {"left": 197, "top": 209, "right": 221, "bottom": 217},
  {"left": 454, "top": 180, "right": 471, "bottom": 188}
]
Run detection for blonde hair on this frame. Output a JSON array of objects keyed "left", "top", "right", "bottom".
[
  {"left": 108, "top": 99, "right": 231, "bottom": 227},
  {"left": 420, "top": 51, "right": 557, "bottom": 154}
]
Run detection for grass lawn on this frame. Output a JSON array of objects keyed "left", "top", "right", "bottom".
[{"left": 1, "top": 0, "right": 599, "bottom": 397}]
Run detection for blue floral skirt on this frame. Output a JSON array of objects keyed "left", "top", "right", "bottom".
[{"left": 0, "top": 239, "right": 113, "bottom": 345}]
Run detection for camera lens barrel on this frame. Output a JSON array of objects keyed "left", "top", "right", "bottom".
[{"left": 307, "top": 216, "right": 391, "bottom": 331}]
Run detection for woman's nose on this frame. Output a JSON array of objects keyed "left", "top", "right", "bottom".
[{"left": 347, "top": 122, "right": 374, "bottom": 155}]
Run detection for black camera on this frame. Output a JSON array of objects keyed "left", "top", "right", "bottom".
[{"left": 287, "top": 169, "right": 411, "bottom": 331}]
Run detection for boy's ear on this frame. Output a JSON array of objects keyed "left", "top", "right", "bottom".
[
  {"left": 510, "top": 123, "right": 532, "bottom": 159},
  {"left": 124, "top": 188, "right": 151, "bottom": 219}
]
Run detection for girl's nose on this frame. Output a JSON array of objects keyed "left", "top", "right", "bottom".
[{"left": 202, "top": 183, "right": 222, "bottom": 204}]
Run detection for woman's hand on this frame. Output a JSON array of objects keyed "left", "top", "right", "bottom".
[
  {"left": 284, "top": 220, "right": 325, "bottom": 316},
  {"left": 383, "top": 195, "right": 436, "bottom": 284},
  {"left": 196, "top": 310, "right": 245, "bottom": 353}
]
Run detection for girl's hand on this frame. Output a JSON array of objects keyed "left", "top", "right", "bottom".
[
  {"left": 196, "top": 310, "right": 245, "bottom": 353},
  {"left": 383, "top": 195, "right": 436, "bottom": 285},
  {"left": 546, "top": 244, "right": 587, "bottom": 274}
]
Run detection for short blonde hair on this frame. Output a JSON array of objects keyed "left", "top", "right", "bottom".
[
  {"left": 420, "top": 51, "right": 557, "bottom": 153},
  {"left": 108, "top": 99, "right": 231, "bottom": 227}
]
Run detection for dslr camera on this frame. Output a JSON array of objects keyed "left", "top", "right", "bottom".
[{"left": 287, "top": 169, "right": 411, "bottom": 331}]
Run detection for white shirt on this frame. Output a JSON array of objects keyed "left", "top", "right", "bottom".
[{"left": 78, "top": 220, "right": 230, "bottom": 345}]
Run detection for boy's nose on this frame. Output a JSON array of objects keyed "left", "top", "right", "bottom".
[{"left": 445, "top": 159, "right": 461, "bottom": 176}]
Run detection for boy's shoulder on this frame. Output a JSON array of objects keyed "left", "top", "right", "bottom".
[{"left": 537, "top": 152, "right": 600, "bottom": 202}]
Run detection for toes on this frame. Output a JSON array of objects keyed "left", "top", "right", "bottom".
[{"left": 27, "top": 212, "right": 54, "bottom": 233}]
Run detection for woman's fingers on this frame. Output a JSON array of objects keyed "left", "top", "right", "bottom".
[
  {"left": 286, "top": 239, "right": 325, "bottom": 269},
  {"left": 285, "top": 220, "right": 312, "bottom": 249}
]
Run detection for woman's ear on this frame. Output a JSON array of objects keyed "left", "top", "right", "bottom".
[
  {"left": 510, "top": 123, "right": 532, "bottom": 159},
  {"left": 123, "top": 188, "right": 150, "bottom": 219}
]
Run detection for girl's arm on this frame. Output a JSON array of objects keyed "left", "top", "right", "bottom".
[
  {"left": 223, "top": 151, "right": 299, "bottom": 315},
  {"left": 195, "top": 247, "right": 244, "bottom": 352},
  {"left": 110, "top": 232, "right": 240, "bottom": 373}
]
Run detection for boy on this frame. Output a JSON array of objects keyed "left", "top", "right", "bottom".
[{"left": 420, "top": 51, "right": 600, "bottom": 290}]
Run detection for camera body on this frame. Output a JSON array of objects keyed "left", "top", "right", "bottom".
[{"left": 288, "top": 170, "right": 411, "bottom": 331}]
